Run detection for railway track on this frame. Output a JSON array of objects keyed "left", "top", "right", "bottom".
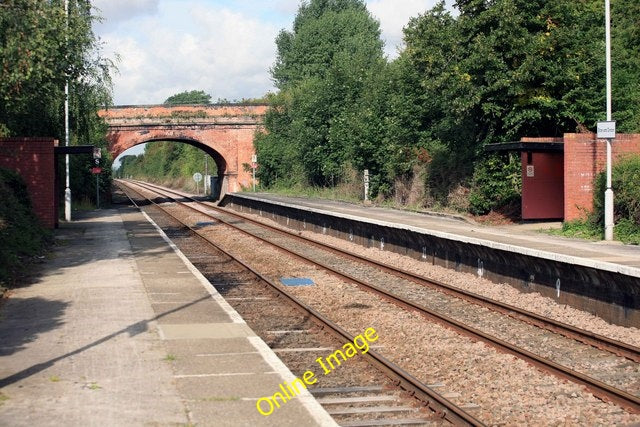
[
  {"left": 117, "top": 180, "right": 483, "bottom": 426},
  {"left": 117, "top": 179, "right": 640, "bottom": 420},
  {"left": 129, "top": 180, "right": 640, "bottom": 363}
]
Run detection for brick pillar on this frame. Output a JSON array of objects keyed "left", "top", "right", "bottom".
[{"left": 0, "top": 138, "right": 57, "bottom": 228}]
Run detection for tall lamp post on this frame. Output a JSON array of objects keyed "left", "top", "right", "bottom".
[
  {"left": 602, "top": 0, "right": 615, "bottom": 241},
  {"left": 64, "top": 0, "right": 72, "bottom": 221}
]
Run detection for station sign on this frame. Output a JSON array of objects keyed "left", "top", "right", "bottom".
[
  {"left": 597, "top": 121, "right": 616, "bottom": 139},
  {"left": 91, "top": 167, "right": 102, "bottom": 174}
]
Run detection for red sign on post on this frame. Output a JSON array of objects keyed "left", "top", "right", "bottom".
[{"left": 91, "top": 167, "right": 102, "bottom": 174}]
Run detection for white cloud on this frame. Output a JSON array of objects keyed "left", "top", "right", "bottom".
[
  {"left": 101, "top": 2, "right": 279, "bottom": 104},
  {"left": 97, "top": 0, "right": 456, "bottom": 105},
  {"left": 366, "top": 0, "right": 444, "bottom": 58},
  {"left": 93, "top": 0, "right": 159, "bottom": 31},
  {"left": 274, "top": 0, "right": 301, "bottom": 14}
]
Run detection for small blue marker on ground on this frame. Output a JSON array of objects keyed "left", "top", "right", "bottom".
[{"left": 280, "top": 278, "right": 315, "bottom": 286}]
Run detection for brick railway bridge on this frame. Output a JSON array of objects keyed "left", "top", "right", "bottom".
[{"left": 99, "top": 103, "right": 268, "bottom": 197}]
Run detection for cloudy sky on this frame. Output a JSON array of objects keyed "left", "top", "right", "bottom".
[{"left": 93, "top": 0, "right": 454, "bottom": 106}]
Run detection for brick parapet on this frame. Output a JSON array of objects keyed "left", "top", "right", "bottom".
[{"left": 99, "top": 104, "right": 267, "bottom": 121}]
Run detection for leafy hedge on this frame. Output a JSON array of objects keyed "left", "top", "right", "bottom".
[
  {"left": 0, "top": 167, "right": 51, "bottom": 289},
  {"left": 592, "top": 155, "right": 640, "bottom": 244},
  {"left": 469, "top": 154, "right": 522, "bottom": 215}
]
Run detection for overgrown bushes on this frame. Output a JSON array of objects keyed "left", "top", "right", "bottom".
[
  {"left": 593, "top": 155, "right": 640, "bottom": 243},
  {"left": 0, "top": 168, "right": 51, "bottom": 290},
  {"left": 469, "top": 154, "right": 522, "bottom": 215}
]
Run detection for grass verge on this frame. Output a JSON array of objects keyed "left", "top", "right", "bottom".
[{"left": 545, "top": 218, "right": 640, "bottom": 245}]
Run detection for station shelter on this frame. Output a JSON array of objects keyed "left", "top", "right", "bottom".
[{"left": 485, "top": 133, "right": 640, "bottom": 221}]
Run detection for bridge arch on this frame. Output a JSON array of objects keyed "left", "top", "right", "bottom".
[
  {"left": 100, "top": 104, "right": 267, "bottom": 197},
  {"left": 117, "top": 137, "right": 230, "bottom": 198}
]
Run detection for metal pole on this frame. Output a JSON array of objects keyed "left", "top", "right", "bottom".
[
  {"left": 204, "top": 154, "right": 209, "bottom": 194},
  {"left": 604, "top": 0, "right": 614, "bottom": 241},
  {"left": 253, "top": 167, "right": 256, "bottom": 192},
  {"left": 64, "top": 0, "right": 71, "bottom": 221}
]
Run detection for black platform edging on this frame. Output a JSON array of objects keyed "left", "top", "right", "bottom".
[{"left": 221, "top": 194, "right": 639, "bottom": 328}]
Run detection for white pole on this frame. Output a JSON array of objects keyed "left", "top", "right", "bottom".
[
  {"left": 204, "top": 154, "right": 209, "bottom": 194},
  {"left": 363, "top": 169, "right": 369, "bottom": 202},
  {"left": 64, "top": 0, "right": 72, "bottom": 221},
  {"left": 604, "top": 0, "right": 614, "bottom": 241}
]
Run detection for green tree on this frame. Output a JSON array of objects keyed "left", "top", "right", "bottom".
[
  {"left": 0, "top": 0, "right": 114, "bottom": 207},
  {"left": 257, "top": 0, "right": 640, "bottom": 211},
  {"left": 254, "top": 0, "right": 639, "bottom": 212},
  {"left": 164, "top": 90, "right": 212, "bottom": 105},
  {"left": 397, "top": 0, "right": 640, "bottom": 210},
  {"left": 0, "top": 0, "right": 112, "bottom": 137},
  {"left": 117, "top": 155, "right": 142, "bottom": 179},
  {"left": 115, "top": 141, "right": 217, "bottom": 190},
  {"left": 399, "top": 3, "right": 474, "bottom": 200},
  {"left": 611, "top": 1, "right": 640, "bottom": 132},
  {"left": 440, "top": 0, "right": 605, "bottom": 142},
  {"left": 257, "top": 0, "right": 385, "bottom": 187}
]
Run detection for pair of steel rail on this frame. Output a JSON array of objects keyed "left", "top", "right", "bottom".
[{"left": 118, "top": 179, "right": 640, "bottom": 423}]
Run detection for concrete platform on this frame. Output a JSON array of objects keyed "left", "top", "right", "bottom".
[
  {"left": 223, "top": 193, "right": 640, "bottom": 327},
  {"left": 0, "top": 208, "right": 336, "bottom": 426},
  {"left": 231, "top": 193, "right": 640, "bottom": 273}
]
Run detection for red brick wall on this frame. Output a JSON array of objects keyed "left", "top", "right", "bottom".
[
  {"left": 564, "top": 133, "right": 640, "bottom": 221},
  {"left": 0, "top": 138, "right": 57, "bottom": 228}
]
